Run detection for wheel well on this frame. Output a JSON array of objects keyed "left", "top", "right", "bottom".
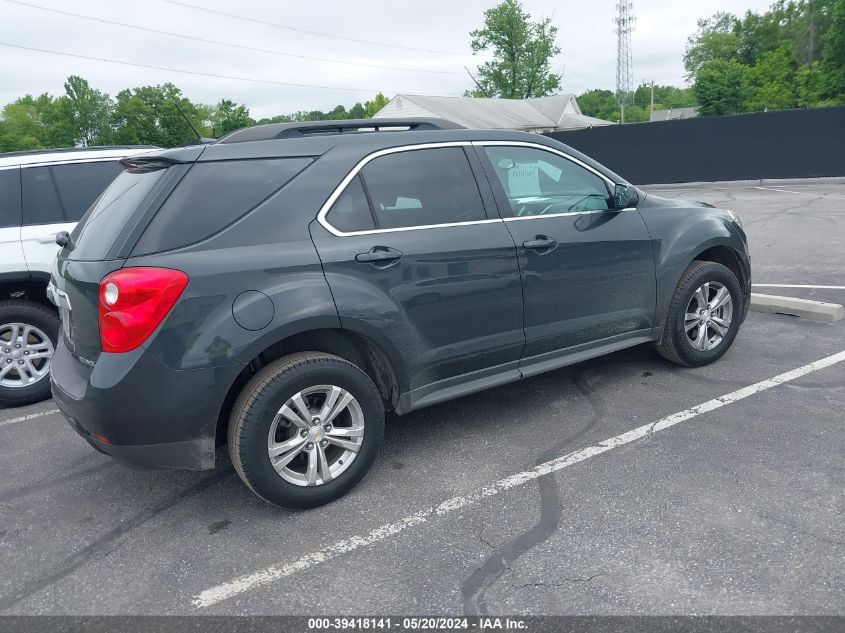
[
  {"left": 694, "top": 246, "right": 747, "bottom": 290},
  {"left": 0, "top": 279, "right": 55, "bottom": 310},
  {"left": 214, "top": 329, "right": 400, "bottom": 446}
]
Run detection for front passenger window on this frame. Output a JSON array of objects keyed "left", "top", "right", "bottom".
[{"left": 482, "top": 146, "right": 612, "bottom": 217}]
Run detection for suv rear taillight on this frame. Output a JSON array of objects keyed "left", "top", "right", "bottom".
[{"left": 98, "top": 267, "right": 188, "bottom": 353}]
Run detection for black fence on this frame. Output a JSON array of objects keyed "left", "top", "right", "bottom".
[{"left": 546, "top": 106, "right": 845, "bottom": 185}]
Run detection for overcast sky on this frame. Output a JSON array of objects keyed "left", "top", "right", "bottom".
[{"left": 1, "top": 0, "right": 777, "bottom": 119}]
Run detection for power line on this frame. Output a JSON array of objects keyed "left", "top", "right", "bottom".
[
  {"left": 0, "top": 41, "right": 443, "bottom": 95},
  {"left": 4, "top": 0, "right": 463, "bottom": 76},
  {"left": 162, "top": 0, "right": 467, "bottom": 57}
]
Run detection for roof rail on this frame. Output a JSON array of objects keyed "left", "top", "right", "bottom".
[
  {"left": 217, "top": 118, "right": 463, "bottom": 144},
  {"left": 0, "top": 145, "right": 158, "bottom": 159}
]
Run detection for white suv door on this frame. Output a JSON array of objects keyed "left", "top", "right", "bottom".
[{"left": 20, "top": 160, "right": 124, "bottom": 275}]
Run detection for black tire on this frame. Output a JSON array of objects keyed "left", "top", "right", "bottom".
[
  {"left": 228, "top": 352, "right": 385, "bottom": 508},
  {"left": 655, "top": 260, "right": 743, "bottom": 367},
  {"left": 0, "top": 300, "right": 59, "bottom": 407}
]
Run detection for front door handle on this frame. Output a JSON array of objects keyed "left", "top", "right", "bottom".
[
  {"left": 522, "top": 236, "right": 558, "bottom": 251},
  {"left": 355, "top": 246, "right": 403, "bottom": 267}
]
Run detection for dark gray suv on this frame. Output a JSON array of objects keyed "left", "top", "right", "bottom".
[{"left": 49, "top": 119, "right": 750, "bottom": 508}]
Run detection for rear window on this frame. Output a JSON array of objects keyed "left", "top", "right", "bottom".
[
  {"left": 69, "top": 167, "right": 166, "bottom": 261},
  {"left": 0, "top": 168, "right": 22, "bottom": 228},
  {"left": 132, "top": 157, "right": 312, "bottom": 255}
]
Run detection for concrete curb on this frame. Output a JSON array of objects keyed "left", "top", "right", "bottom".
[
  {"left": 750, "top": 293, "right": 844, "bottom": 323},
  {"left": 643, "top": 176, "right": 845, "bottom": 189}
]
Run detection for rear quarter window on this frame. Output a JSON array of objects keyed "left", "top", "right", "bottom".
[{"left": 132, "top": 157, "right": 312, "bottom": 255}]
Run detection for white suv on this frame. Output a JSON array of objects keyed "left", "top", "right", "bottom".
[{"left": 0, "top": 145, "right": 157, "bottom": 406}]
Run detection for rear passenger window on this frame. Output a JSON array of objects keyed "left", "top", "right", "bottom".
[
  {"left": 133, "top": 157, "right": 312, "bottom": 255},
  {"left": 22, "top": 161, "right": 123, "bottom": 224},
  {"left": 360, "top": 148, "right": 485, "bottom": 230},
  {"left": 0, "top": 168, "right": 22, "bottom": 228},
  {"left": 21, "top": 167, "right": 63, "bottom": 224},
  {"left": 52, "top": 161, "right": 123, "bottom": 221},
  {"left": 325, "top": 175, "right": 375, "bottom": 233}
]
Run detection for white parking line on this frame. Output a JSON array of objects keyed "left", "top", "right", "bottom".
[
  {"left": 754, "top": 284, "right": 845, "bottom": 290},
  {"left": 754, "top": 186, "right": 845, "bottom": 200},
  {"left": 192, "top": 349, "right": 845, "bottom": 609},
  {"left": 0, "top": 408, "right": 60, "bottom": 427}
]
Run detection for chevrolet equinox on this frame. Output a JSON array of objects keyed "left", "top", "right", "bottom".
[{"left": 48, "top": 118, "right": 750, "bottom": 508}]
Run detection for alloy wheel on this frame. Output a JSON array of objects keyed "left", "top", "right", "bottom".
[
  {"left": 267, "top": 385, "right": 365, "bottom": 487},
  {"left": 684, "top": 281, "right": 734, "bottom": 352},
  {"left": 0, "top": 323, "right": 54, "bottom": 388}
]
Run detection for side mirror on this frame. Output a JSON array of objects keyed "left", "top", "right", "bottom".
[{"left": 613, "top": 184, "right": 636, "bottom": 209}]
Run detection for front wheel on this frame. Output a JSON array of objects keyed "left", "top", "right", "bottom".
[
  {"left": 0, "top": 300, "right": 59, "bottom": 407},
  {"left": 228, "top": 352, "right": 385, "bottom": 508},
  {"left": 655, "top": 260, "right": 743, "bottom": 367}
]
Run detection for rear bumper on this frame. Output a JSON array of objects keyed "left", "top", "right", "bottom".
[
  {"left": 51, "top": 338, "right": 240, "bottom": 471},
  {"left": 66, "top": 414, "right": 215, "bottom": 470}
]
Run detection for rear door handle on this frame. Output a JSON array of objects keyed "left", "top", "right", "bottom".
[
  {"left": 522, "top": 236, "right": 558, "bottom": 251},
  {"left": 355, "top": 247, "right": 403, "bottom": 267}
]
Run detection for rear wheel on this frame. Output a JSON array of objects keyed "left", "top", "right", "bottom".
[
  {"left": 0, "top": 300, "right": 59, "bottom": 407},
  {"left": 228, "top": 352, "right": 384, "bottom": 508},
  {"left": 655, "top": 260, "right": 743, "bottom": 367}
]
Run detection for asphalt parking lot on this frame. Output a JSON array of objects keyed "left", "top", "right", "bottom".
[{"left": 0, "top": 179, "right": 843, "bottom": 616}]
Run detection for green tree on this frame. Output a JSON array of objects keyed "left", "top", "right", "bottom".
[
  {"left": 364, "top": 93, "right": 390, "bottom": 117},
  {"left": 61, "top": 75, "right": 114, "bottom": 146},
  {"left": 112, "top": 83, "right": 205, "bottom": 147},
  {"left": 468, "top": 0, "right": 560, "bottom": 98},
  {"left": 743, "top": 45, "right": 798, "bottom": 111},
  {"left": 822, "top": 0, "right": 845, "bottom": 100},
  {"left": 207, "top": 98, "right": 253, "bottom": 136},
  {"left": 576, "top": 89, "right": 620, "bottom": 121},
  {"left": 632, "top": 83, "right": 697, "bottom": 113},
  {"left": 348, "top": 102, "right": 367, "bottom": 119},
  {"left": 684, "top": 12, "right": 741, "bottom": 80},
  {"left": 685, "top": 1, "right": 845, "bottom": 113},
  {"left": 0, "top": 94, "right": 74, "bottom": 151},
  {"left": 693, "top": 59, "right": 748, "bottom": 115}
]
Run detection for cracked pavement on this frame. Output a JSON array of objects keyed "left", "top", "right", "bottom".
[{"left": 0, "top": 179, "right": 843, "bottom": 615}]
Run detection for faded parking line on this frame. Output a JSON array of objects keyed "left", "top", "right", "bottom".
[
  {"left": 0, "top": 408, "right": 60, "bottom": 427},
  {"left": 753, "top": 185, "right": 845, "bottom": 200},
  {"left": 754, "top": 284, "right": 845, "bottom": 290},
  {"left": 192, "top": 349, "right": 845, "bottom": 609}
]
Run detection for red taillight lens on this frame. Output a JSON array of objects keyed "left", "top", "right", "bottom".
[{"left": 98, "top": 267, "right": 188, "bottom": 353}]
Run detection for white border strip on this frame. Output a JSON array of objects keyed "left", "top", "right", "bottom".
[
  {"left": 0, "top": 408, "right": 60, "bottom": 427},
  {"left": 193, "top": 349, "right": 845, "bottom": 608}
]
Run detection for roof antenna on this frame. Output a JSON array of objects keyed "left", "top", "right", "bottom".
[{"left": 174, "top": 102, "right": 216, "bottom": 145}]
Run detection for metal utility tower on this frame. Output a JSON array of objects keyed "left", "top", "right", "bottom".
[{"left": 614, "top": 2, "right": 635, "bottom": 107}]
